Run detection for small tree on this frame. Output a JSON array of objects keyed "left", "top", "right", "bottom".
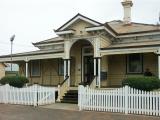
[{"left": 0, "top": 76, "right": 29, "bottom": 88}]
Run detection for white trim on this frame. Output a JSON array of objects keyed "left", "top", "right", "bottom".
[
  {"left": 59, "top": 15, "right": 101, "bottom": 31},
  {"left": 55, "top": 30, "right": 75, "bottom": 35}
]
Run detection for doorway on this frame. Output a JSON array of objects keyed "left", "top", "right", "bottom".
[{"left": 83, "top": 55, "right": 94, "bottom": 85}]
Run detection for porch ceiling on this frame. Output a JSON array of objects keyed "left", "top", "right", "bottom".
[{"left": 0, "top": 50, "right": 64, "bottom": 62}]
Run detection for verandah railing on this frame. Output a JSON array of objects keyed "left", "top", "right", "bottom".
[
  {"left": 0, "top": 84, "right": 58, "bottom": 106},
  {"left": 78, "top": 85, "right": 160, "bottom": 116}
]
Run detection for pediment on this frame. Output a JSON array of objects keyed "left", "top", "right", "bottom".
[{"left": 56, "top": 13, "right": 102, "bottom": 31}]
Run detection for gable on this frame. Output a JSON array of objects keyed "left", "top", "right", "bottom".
[
  {"left": 56, "top": 13, "right": 102, "bottom": 31},
  {"left": 55, "top": 13, "right": 117, "bottom": 37},
  {"left": 68, "top": 20, "right": 93, "bottom": 35}
]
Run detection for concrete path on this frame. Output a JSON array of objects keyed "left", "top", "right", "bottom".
[
  {"left": 0, "top": 104, "right": 159, "bottom": 120},
  {"left": 41, "top": 103, "right": 78, "bottom": 111}
]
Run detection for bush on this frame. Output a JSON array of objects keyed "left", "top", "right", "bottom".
[
  {"left": 0, "top": 76, "right": 29, "bottom": 88},
  {"left": 122, "top": 76, "right": 160, "bottom": 91}
]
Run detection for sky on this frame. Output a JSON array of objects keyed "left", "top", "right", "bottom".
[{"left": 0, "top": 0, "right": 159, "bottom": 55}]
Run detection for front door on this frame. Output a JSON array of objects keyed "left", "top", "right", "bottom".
[{"left": 83, "top": 56, "right": 94, "bottom": 84}]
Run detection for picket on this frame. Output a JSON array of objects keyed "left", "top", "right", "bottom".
[
  {"left": 78, "top": 85, "right": 160, "bottom": 116},
  {"left": 0, "top": 84, "right": 57, "bottom": 106}
]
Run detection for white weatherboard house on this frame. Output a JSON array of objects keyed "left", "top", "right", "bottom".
[{"left": 0, "top": 0, "right": 160, "bottom": 108}]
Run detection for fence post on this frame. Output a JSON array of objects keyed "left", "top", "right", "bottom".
[
  {"left": 124, "top": 85, "right": 128, "bottom": 114},
  {"left": 57, "top": 85, "right": 61, "bottom": 102},
  {"left": 5, "top": 84, "right": 9, "bottom": 104},
  {"left": 78, "top": 85, "right": 83, "bottom": 111},
  {"left": 34, "top": 84, "right": 38, "bottom": 107}
]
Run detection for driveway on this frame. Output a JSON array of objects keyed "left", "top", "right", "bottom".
[{"left": 0, "top": 104, "right": 159, "bottom": 120}]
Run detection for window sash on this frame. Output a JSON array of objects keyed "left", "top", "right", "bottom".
[
  {"left": 58, "top": 59, "right": 64, "bottom": 75},
  {"left": 31, "top": 60, "right": 40, "bottom": 76},
  {"left": 127, "top": 54, "right": 143, "bottom": 74}
]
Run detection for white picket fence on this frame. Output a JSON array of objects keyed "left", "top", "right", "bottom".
[
  {"left": 78, "top": 85, "right": 160, "bottom": 116},
  {"left": 0, "top": 84, "right": 58, "bottom": 106}
]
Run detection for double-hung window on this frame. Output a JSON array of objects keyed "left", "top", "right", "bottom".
[
  {"left": 31, "top": 60, "right": 40, "bottom": 76},
  {"left": 127, "top": 54, "right": 143, "bottom": 74}
]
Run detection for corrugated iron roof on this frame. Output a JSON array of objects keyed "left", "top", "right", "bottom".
[{"left": 107, "top": 20, "right": 160, "bottom": 35}]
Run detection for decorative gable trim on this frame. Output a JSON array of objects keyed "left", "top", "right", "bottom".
[
  {"left": 56, "top": 13, "right": 102, "bottom": 31},
  {"left": 55, "top": 29, "right": 75, "bottom": 35},
  {"left": 85, "top": 26, "right": 116, "bottom": 37}
]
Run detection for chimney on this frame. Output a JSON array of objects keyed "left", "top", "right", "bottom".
[{"left": 121, "top": 0, "right": 133, "bottom": 24}]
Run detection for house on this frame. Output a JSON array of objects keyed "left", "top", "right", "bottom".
[
  {"left": 0, "top": 0, "right": 160, "bottom": 90},
  {"left": 0, "top": 63, "right": 7, "bottom": 79}
]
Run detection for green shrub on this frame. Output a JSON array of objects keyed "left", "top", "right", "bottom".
[
  {"left": 122, "top": 76, "right": 160, "bottom": 91},
  {"left": 0, "top": 76, "right": 29, "bottom": 88}
]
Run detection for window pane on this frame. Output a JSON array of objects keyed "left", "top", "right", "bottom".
[
  {"left": 58, "top": 59, "right": 64, "bottom": 75},
  {"left": 31, "top": 60, "right": 40, "bottom": 76},
  {"left": 127, "top": 54, "right": 142, "bottom": 73}
]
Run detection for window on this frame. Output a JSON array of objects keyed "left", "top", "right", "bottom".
[
  {"left": 58, "top": 59, "right": 64, "bottom": 75},
  {"left": 127, "top": 54, "right": 143, "bottom": 74},
  {"left": 31, "top": 60, "right": 40, "bottom": 76}
]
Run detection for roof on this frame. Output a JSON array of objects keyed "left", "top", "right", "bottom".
[
  {"left": 107, "top": 20, "right": 160, "bottom": 35},
  {"left": 33, "top": 37, "right": 64, "bottom": 45},
  {"left": 34, "top": 14, "right": 160, "bottom": 45},
  {"left": 101, "top": 40, "right": 160, "bottom": 50},
  {"left": 0, "top": 49, "right": 64, "bottom": 58}
]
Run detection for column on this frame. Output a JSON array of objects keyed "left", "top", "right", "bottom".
[
  {"left": 64, "top": 60, "right": 66, "bottom": 79},
  {"left": 94, "top": 57, "right": 101, "bottom": 88},
  {"left": 98, "top": 58, "right": 101, "bottom": 88},
  {"left": 63, "top": 59, "right": 71, "bottom": 87},
  {"left": 158, "top": 55, "right": 160, "bottom": 79},
  {"left": 94, "top": 58, "right": 96, "bottom": 76},
  {"left": 25, "top": 61, "right": 28, "bottom": 78},
  {"left": 94, "top": 58, "right": 98, "bottom": 87},
  {"left": 67, "top": 59, "right": 70, "bottom": 86}
]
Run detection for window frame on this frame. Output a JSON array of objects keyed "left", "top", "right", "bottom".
[
  {"left": 58, "top": 59, "right": 64, "bottom": 76},
  {"left": 31, "top": 60, "right": 41, "bottom": 77},
  {"left": 126, "top": 54, "right": 143, "bottom": 74}
]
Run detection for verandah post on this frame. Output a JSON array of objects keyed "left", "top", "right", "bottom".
[
  {"left": 124, "top": 85, "right": 129, "bottom": 114},
  {"left": 158, "top": 55, "right": 160, "bottom": 79},
  {"left": 25, "top": 57, "right": 29, "bottom": 78},
  {"left": 68, "top": 59, "right": 70, "bottom": 87}
]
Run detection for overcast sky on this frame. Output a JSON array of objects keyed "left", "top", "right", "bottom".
[{"left": 0, "top": 0, "right": 159, "bottom": 55}]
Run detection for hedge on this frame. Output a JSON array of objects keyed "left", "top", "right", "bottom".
[
  {"left": 122, "top": 76, "right": 160, "bottom": 91},
  {"left": 0, "top": 76, "right": 29, "bottom": 88}
]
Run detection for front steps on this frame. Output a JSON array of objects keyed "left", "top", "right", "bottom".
[{"left": 61, "top": 90, "right": 78, "bottom": 104}]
